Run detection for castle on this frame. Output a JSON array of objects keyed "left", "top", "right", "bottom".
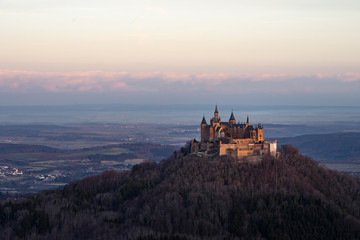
[{"left": 190, "top": 106, "right": 277, "bottom": 161}]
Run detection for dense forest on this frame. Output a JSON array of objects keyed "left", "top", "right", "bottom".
[{"left": 1, "top": 145, "right": 360, "bottom": 239}]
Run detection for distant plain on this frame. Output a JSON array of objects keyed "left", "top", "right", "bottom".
[{"left": 1, "top": 104, "right": 360, "bottom": 195}]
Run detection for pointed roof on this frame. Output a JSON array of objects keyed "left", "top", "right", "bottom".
[
  {"left": 215, "top": 105, "right": 218, "bottom": 113},
  {"left": 229, "top": 111, "right": 235, "bottom": 121},
  {"left": 247, "top": 115, "right": 249, "bottom": 124},
  {"left": 201, "top": 115, "right": 207, "bottom": 124}
]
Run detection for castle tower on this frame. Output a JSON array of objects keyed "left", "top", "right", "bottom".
[
  {"left": 256, "top": 124, "right": 264, "bottom": 142},
  {"left": 214, "top": 105, "right": 219, "bottom": 122},
  {"left": 201, "top": 115, "right": 208, "bottom": 142},
  {"left": 229, "top": 111, "right": 236, "bottom": 125},
  {"left": 246, "top": 115, "right": 249, "bottom": 125}
]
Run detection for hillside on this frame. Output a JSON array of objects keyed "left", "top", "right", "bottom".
[
  {"left": 0, "top": 143, "right": 60, "bottom": 154},
  {"left": 278, "top": 132, "right": 360, "bottom": 162},
  {"left": 1, "top": 145, "right": 360, "bottom": 239}
]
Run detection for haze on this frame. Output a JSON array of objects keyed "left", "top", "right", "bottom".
[{"left": 1, "top": 0, "right": 359, "bottom": 105}]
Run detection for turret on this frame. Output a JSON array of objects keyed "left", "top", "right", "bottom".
[
  {"left": 201, "top": 115, "right": 208, "bottom": 142},
  {"left": 246, "top": 115, "right": 249, "bottom": 125},
  {"left": 256, "top": 127, "right": 264, "bottom": 142},
  {"left": 214, "top": 105, "right": 219, "bottom": 121},
  {"left": 201, "top": 115, "right": 207, "bottom": 125},
  {"left": 229, "top": 111, "right": 236, "bottom": 125}
]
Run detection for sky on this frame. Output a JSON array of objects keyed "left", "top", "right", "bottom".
[{"left": 0, "top": 0, "right": 360, "bottom": 105}]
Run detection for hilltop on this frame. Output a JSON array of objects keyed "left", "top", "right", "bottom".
[{"left": 0, "top": 145, "right": 360, "bottom": 239}]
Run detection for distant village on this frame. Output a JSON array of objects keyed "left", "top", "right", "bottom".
[
  {"left": 0, "top": 165, "right": 68, "bottom": 182},
  {"left": 0, "top": 166, "right": 23, "bottom": 177}
]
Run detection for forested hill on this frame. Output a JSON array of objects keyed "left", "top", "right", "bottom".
[
  {"left": 0, "top": 143, "right": 60, "bottom": 154},
  {"left": 1, "top": 145, "right": 360, "bottom": 239}
]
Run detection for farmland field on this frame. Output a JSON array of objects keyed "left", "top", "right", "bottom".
[{"left": 0, "top": 143, "right": 177, "bottom": 196}]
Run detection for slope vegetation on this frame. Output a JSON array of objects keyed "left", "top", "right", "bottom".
[{"left": 1, "top": 145, "right": 360, "bottom": 239}]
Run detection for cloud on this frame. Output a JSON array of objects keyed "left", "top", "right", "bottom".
[
  {"left": 252, "top": 73, "right": 290, "bottom": 82},
  {"left": 337, "top": 73, "right": 360, "bottom": 83},
  {"left": 0, "top": 70, "right": 359, "bottom": 97},
  {"left": 0, "top": 70, "right": 130, "bottom": 93}
]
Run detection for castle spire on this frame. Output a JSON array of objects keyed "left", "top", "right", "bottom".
[
  {"left": 229, "top": 110, "right": 236, "bottom": 125},
  {"left": 247, "top": 115, "right": 249, "bottom": 124},
  {"left": 201, "top": 115, "right": 207, "bottom": 125},
  {"left": 214, "top": 105, "right": 219, "bottom": 121},
  {"left": 229, "top": 111, "right": 235, "bottom": 121}
]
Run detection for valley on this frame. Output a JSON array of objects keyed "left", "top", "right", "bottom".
[
  {"left": 0, "top": 143, "right": 177, "bottom": 196},
  {"left": 1, "top": 122, "right": 360, "bottom": 196}
]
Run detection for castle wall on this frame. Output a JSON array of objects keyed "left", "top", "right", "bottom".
[
  {"left": 219, "top": 143, "right": 237, "bottom": 155},
  {"left": 191, "top": 140, "right": 217, "bottom": 154},
  {"left": 219, "top": 139, "right": 273, "bottom": 158},
  {"left": 220, "top": 139, "right": 254, "bottom": 156},
  {"left": 268, "top": 140, "right": 277, "bottom": 156},
  {"left": 209, "top": 128, "right": 214, "bottom": 142},
  {"left": 190, "top": 140, "right": 199, "bottom": 153}
]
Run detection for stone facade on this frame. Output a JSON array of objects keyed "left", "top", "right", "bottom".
[{"left": 191, "top": 106, "right": 277, "bottom": 161}]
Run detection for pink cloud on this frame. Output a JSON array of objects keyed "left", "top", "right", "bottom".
[
  {"left": 1, "top": 70, "right": 360, "bottom": 95},
  {"left": 316, "top": 73, "right": 333, "bottom": 79},
  {"left": 112, "top": 82, "right": 127, "bottom": 89},
  {"left": 195, "top": 73, "right": 239, "bottom": 81},
  {"left": 253, "top": 73, "right": 293, "bottom": 82},
  {"left": 161, "top": 72, "right": 192, "bottom": 82},
  {"left": 337, "top": 73, "right": 360, "bottom": 83},
  {"left": 0, "top": 70, "right": 131, "bottom": 92},
  {"left": 128, "top": 72, "right": 162, "bottom": 80}
]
